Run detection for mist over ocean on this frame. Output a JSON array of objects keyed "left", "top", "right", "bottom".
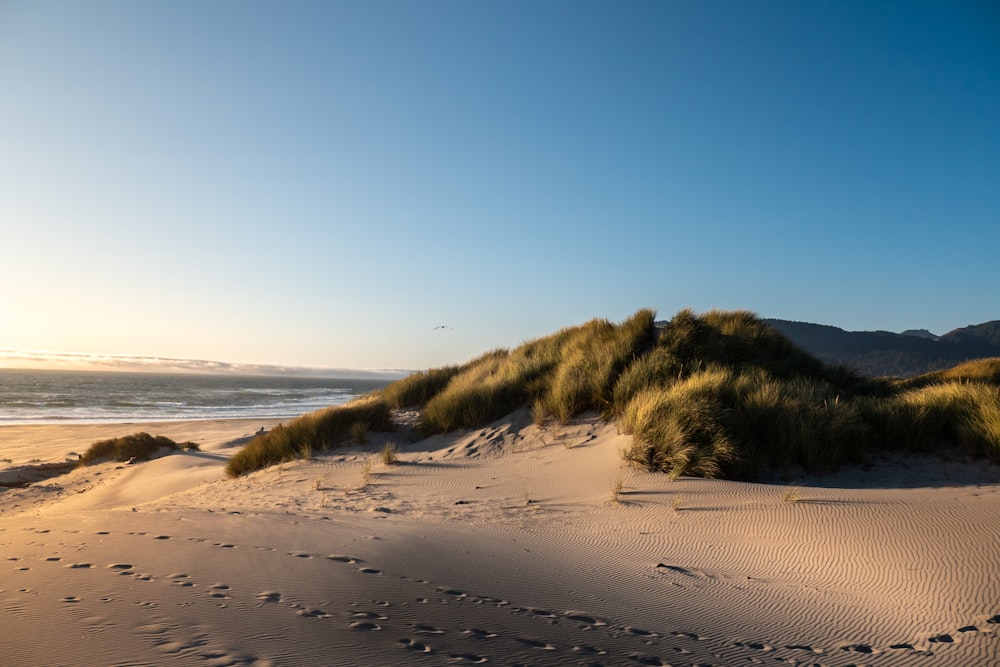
[{"left": 0, "top": 369, "right": 392, "bottom": 425}]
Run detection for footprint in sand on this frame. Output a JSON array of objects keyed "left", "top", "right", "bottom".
[
  {"left": 412, "top": 623, "right": 445, "bottom": 635},
  {"left": 438, "top": 588, "right": 469, "bottom": 598},
  {"left": 65, "top": 563, "right": 93, "bottom": 569},
  {"left": 462, "top": 628, "right": 497, "bottom": 639},
  {"left": 447, "top": 653, "right": 487, "bottom": 664},
  {"left": 842, "top": 643, "right": 876, "bottom": 654},
  {"left": 563, "top": 611, "right": 608, "bottom": 628},
  {"left": 623, "top": 627, "right": 659, "bottom": 639},
  {"left": 208, "top": 584, "right": 230, "bottom": 599},
  {"left": 328, "top": 554, "right": 362, "bottom": 563},
  {"left": 359, "top": 567, "right": 382, "bottom": 575},
  {"left": 785, "top": 643, "right": 822, "bottom": 653},
  {"left": 256, "top": 591, "right": 283, "bottom": 603},
  {"left": 350, "top": 621, "right": 382, "bottom": 631},
  {"left": 399, "top": 638, "right": 433, "bottom": 653},
  {"left": 350, "top": 611, "right": 388, "bottom": 622}
]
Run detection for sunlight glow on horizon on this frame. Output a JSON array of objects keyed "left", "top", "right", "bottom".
[{"left": 0, "top": 348, "right": 410, "bottom": 379}]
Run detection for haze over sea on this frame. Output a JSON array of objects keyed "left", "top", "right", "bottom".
[{"left": 0, "top": 369, "right": 392, "bottom": 425}]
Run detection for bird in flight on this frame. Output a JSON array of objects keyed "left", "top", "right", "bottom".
[{"left": 433, "top": 325, "right": 450, "bottom": 330}]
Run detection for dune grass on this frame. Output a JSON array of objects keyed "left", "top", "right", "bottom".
[
  {"left": 896, "top": 357, "right": 1000, "bottom": 389},
  {"left": 225, "top": 308, "right": 1000, "bottom": 480},
  {"left": 79, "top": 432, "right": 198, "bottom": 465},
  {"left": 380, "top": 442, "right": 399, "bottom": 465},
  {"left": 381, "top": 365, "right": 464, "bottom": 409},
  {"left": 226, "top": 394, "right": 394, "bottom": 476},
  {"left": 420, "top": 309, "right": 656, "bottom": 433}
]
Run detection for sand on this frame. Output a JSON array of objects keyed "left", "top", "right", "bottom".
[{"left": 1, "top": 414, "right": 998, "bottom": 666}]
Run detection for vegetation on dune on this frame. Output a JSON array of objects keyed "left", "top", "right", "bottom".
[
  {"left": 420, "top": 309, "right": 656, "bottom": 433},
  {"left": 381, "top": 364, "right": 465, "bottom": 409},
  {"left": 895, "top": 357, "right": 1000, "bottom": 389},
  {"left": 225, "top": 307, "right": 1000, "bottom": 479},
  {"left": 225, "top": 394, "right": 394, "bottom": 477},
  {"left": 79, "top": 432, "right": 198, "bottom": 465}
]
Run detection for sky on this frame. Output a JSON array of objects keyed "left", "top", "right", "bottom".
[{"left": 1, "top": 0, "right": 998, "bottom": 373}]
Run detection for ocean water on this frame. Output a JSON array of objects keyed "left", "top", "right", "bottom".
[{"left": 0, "top": 369, "right": 393, "bottom": 425}]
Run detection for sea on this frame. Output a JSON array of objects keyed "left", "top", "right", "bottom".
[{"left": 0, "top": 369, "right": 394, "bottom": 425}]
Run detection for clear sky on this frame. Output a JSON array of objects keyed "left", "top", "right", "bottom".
[{"left": 1, "top": 0, "right": 998, "bottom": 373}]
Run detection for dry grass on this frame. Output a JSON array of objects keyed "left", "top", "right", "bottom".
[
  {"left": 670, "top": 494, "right": 685, "bottom": 511},
  {"left": 380, "top": 442, "right": 399, "bottom": 466},
  {"left": 226, "top": 395, "right": 394, "bottom": 476},
  {"left": 79, "top": 433, "right": 196, "bottom": 466},
  {"left": 609, "top": 476, "right": 625, "bottom": 504},
  {"left": 225, "top": 308, "right": 1000, "bottom": 482},
  {"left": 359, "top": 459, "right": 373, "bottom": 489}
]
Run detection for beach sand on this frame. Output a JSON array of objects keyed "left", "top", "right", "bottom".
[{"left": 1, "top": 414, "right": 998, "bottom": 666}]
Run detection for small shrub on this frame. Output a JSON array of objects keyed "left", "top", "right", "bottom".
[{"left": 79, "top": 433, "right": 180, "bottom": 465}]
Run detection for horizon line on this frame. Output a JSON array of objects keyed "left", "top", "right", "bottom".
[{"left": 0, "top": 348, "right": 412, "bottom": 380}]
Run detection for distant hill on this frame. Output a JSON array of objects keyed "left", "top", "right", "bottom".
[{"left": 764, "top": 319, "right": 1000, "bottom": 377}]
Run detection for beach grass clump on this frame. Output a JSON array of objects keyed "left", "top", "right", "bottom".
[
  {"left": 418, "top": 344, "right": 559, "bottom": 433},
  {"left": 226, "top": 394, "right": 394, "bottom": 476},
  {"left": 620, "top": 362, "right": 876, "bottom": 479},
  {"left": 539, "top": 309, "right": 656, "bottom": 423},
  {"left": 380, "top": 442, "right": 399, "bottom": 465},
  {"left": 620, "top": 369, "right": 737, "bottom": 479},
  {"left": 79, "top": 432, "right": 183, "bottom": 465},
  {"left": 865, "top": 382, "right": 1000, "bottom": 462},
  {"left": 420, "top": 310, "right": 657, "bottom": 433},
  {"left": 381, "top": 365, "right": 463, "bottom": 409},
  {"left": 896, "top": 358, "right": 1000, "bottom": 389}
]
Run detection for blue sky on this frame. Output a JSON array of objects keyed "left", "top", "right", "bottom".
[{"left": 1, "top": 0, "right": 998, "bottom": 372}]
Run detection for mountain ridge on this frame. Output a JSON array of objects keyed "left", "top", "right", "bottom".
[{"left": 763, "top": 318, "right": 1000, "bottom": 377}]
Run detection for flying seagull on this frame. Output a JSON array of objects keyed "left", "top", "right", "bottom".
[{"left": 433, "top": 325, "right": 450, "bottom": 330}]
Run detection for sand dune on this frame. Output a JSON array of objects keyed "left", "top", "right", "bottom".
[{"left": 1, "top": 416, "right": 999, "bottom": 666}]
